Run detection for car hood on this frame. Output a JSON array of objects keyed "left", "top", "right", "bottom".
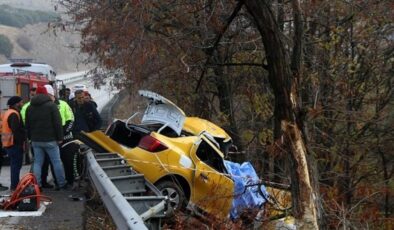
[
  {"left": 184, "top": 117, "right": 232, "bottom": 142},
  {"left": 139, "top": 90, "right": 186, "bottom": 136}
]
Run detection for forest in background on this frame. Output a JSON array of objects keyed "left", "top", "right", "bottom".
[{"left": 57, "top": 0, "right": 393, "bottom": 229}]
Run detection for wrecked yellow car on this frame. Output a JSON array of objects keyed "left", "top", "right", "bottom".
[{"left": 80, "top": 90, "right": 290, "bottom": 220}]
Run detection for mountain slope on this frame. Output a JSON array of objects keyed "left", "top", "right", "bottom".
[
  {"left": 0, "top": 1, "right": 89, "bottom": 74},
  {"left": 0, "top": 0, "right": 55, "bottom": 12},
  {"left": 0, "top": 23, "right": 88, "bottom": 74}
]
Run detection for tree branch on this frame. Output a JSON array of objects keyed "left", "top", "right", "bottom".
[
  {"left": 207, "top": 62, "right": 268, "bottom": 69},
  {"left": 195, "top": 0, "right": 244, "bottom": 92}
]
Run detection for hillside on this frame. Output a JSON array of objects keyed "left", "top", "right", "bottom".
[
  {"left": 0, "top": 0, "right": 56, "bottom": 12},
  {"left": 0, "top": 1, "right": 89, "bottom": 74}
]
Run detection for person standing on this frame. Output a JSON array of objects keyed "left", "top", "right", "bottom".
[
  {"left": 71, "top": 89, "right": 102, "bottom": 135},
  {"left": 21, "top": 86, "right": 73, "bottom": 188},
  {"left": 20, "top": 87, "right": 37, "bottom": 165},
  {"left": 64, "top": 88, "right": 71, "bottom": 103},
  {"left": 0, "top": 89, "right": 7, "bottom": 191},
  {"left": 21, "top": 86, "right": 55, "bottom": 188},
  {"left": 25, "top": 86, "right": 67, "bottom": 190},
  {"left": 59, "top": 87, "right": 71, "bottom": 103},
  {"left": 1, "top": 96, "right": 26, "bottom": 191},
  {"left": 44, "top": 85, "right": 76, "bottom": 187},
  {"left": 20, "top": 87, "right": 37, "bottom": 121},
  {"left": 83, "top": 92, "right": 97, "bottom": 109}
]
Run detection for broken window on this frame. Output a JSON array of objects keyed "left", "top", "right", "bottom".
[{"left": 196, "top": 139, "right": 227, "bottom": 174}]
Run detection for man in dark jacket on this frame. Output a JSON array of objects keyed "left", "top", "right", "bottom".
[
  {"left": 83, "top": 92, "right": 97, "bottom": 108},
  {"left": 26, "top": 86, "right": 67, "bottom": 190},
  {"left": 71, "top": 90, "right": 102, "bottom": 134},
  {"left": 45, "top": 84, "right": 76, "bottom": 187},
  {"left": 1, "top": 96, "right": 26, "bottom": 191}
]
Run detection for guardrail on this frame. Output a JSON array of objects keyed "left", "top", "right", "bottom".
[
  {"left": 99, "top": 90, "right": 125, "bottom": 127},
  {"left": 85, "top": 150, "right": 168, "bottom": 229},
  {"left": 56, "top": 70, "right": 89, "bottom": 84}
]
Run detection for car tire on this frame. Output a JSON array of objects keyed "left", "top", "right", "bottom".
[{"left": 155, "top": 180, "right": 187, "bottom": 213}]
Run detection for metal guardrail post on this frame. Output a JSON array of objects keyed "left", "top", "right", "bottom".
[
  {"left": 140, "top": 200, "right": 167, "bottom": 221},
  {"left": 86, "top": 150, "right": 148, "bottom": 230}
]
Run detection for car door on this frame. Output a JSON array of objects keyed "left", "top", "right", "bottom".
[{"left": 189, "top": 134, "right": 234, "bottom": 219}]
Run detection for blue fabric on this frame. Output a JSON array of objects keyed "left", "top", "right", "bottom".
[
  {"left": 5, "top": 145, "right": 24, "bottom": 189},
  {"left": 224, "top": 160, "right": 269, "bottom": 220},
  {"left": 32, "top": 141, "right": 66, "bottom": 187}
]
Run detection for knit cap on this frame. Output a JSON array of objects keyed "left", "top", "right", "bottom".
[
  {"left": 7, "top": 96, "right": 23, "bottom": 106},
  {"left": 36, "top": 86, "right": 48, "bottom": 95}
]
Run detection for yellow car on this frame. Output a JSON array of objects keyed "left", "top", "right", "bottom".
[{"left": 80, "top": 90, "right": 289, "bottom": 220}]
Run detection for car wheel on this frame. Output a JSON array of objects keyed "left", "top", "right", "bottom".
[{"left": 155, "top": 180, "right": 187, "bottom": 212}]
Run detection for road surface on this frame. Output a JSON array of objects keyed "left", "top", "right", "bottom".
[{"left": 0, "top": 74, "right": 118, "bottom": 228}]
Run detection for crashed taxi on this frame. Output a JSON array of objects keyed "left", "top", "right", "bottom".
[{"left": 79, "top": 90, "right": 290, "bottom": 220}]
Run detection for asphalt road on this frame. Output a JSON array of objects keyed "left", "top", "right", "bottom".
[
  {"left": 0, "top": 77, "right": 117, "bottom": 229},
  {"left": 0, "top": 164, "right": 87, "bottom": 230}
]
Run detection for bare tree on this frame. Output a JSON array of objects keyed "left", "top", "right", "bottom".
[{"left": 243, "top": 1, "right": 318, "bottom": 228}]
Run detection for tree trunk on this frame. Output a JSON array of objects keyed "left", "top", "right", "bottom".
[{"left": 244, "top": 1, "right": 319, "bottom": 228}]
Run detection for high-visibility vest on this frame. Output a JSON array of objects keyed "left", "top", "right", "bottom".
[
  {"left": 20, "top": 102, "right": 30, "bottom": 124},
  {"left": 58, "top": 100, "right": 74, "bottom": 125},
  {"left": 1, "top": 109, "right": 20, "bottom": 148},
  {"left": 20, "top": 100, "right": 74, "bottom": 125},
  {"left": 0, "top": 112, "right": 3, "bottom": 135}
]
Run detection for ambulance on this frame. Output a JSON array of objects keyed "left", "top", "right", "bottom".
[{"left": 0, "top": 62, "right": 57, "bottom": 111}]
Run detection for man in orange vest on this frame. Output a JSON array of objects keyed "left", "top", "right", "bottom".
[
  {"left": 0, "top": 90, "right": 8, "bottom": 191},
  {"left": 1, "top": 96, "right": 26, "bottom": 191}
]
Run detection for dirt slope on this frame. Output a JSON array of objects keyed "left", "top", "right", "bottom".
[
  {"left": 0, "top": 23, "right": 89, "bottom": 74},
  {"left": 0, "top": 0, "right": 90, "bottom": 74}
]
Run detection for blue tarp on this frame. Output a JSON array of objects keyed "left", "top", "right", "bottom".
[{"left": 224, "top": 161, "right": 270, "bottom": 220}]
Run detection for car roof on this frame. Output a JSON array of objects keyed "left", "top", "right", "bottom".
[{"left": 73, "top": 84, "right": 86, "bottom": 87}]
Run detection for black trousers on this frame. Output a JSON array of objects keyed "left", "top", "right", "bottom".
[{"left": 60, "top": 143, "right": 80, "bottom": 185}]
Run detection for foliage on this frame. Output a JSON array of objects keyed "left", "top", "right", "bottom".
[
  {"left": 0, "top": 34, "right": 13, "bottom": 57},
  {"left": 0, "top": 4, "right": 59, "bottom": 28},
  {"left": 58, "top": 0, "right": 393, "bottom": 228}
]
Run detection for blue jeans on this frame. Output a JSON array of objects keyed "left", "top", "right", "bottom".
[
  {"left": 32, "top": 141, "right": 66, "bottom": 187},
  {"left": 5, "top": 145, "right": 24, "bottom": 190}
]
